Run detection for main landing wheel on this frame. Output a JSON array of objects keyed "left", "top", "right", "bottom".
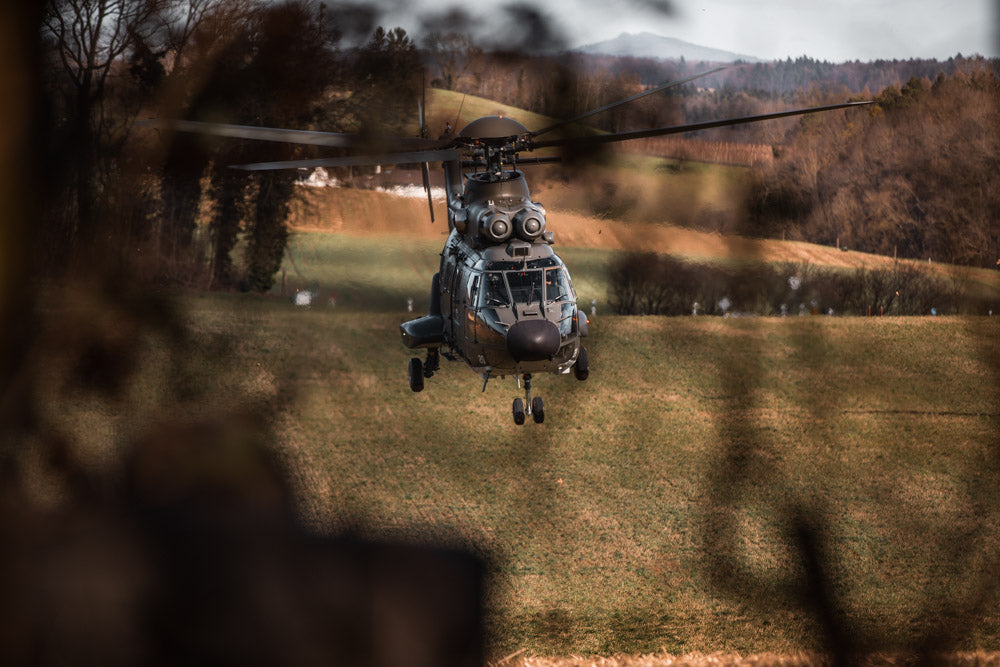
[
  {"left": 531, "top": 396, "right": 545, "bottom": 424},
  {"left": 512, "top": 398, "right": 526, "bottom": 425},
  {"left": 574, "top": 346, "right": 589, "bottom": 381},
  {"left": 408, "top": 357, "right": 424, "bottom": 392}
]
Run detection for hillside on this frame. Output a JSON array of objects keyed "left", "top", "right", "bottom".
[
  {"left": 575, "top": 32, "right": 762, "bottom": 63},
  {"left": 288, "top": 184, "right": 888, "bottom": 268},
  {"left": 286, "top": 180, "right": 1000, "bottom": 300},
  {"left": 420, "top": 88, "right": 559, "bottom": 137}
]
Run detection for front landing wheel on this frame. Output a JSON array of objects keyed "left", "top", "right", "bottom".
[
  {"left": 573, "top": 346, "right": 589, "bottom": 381},
  {"left": 531, "top": 396, "right": 545, "bottom": 424},
  {"left": 512, "top": 398, "right": 526, "bottom": 425},
  {"left": 408, "top": 357, "right": 424, "bottom": 392}
]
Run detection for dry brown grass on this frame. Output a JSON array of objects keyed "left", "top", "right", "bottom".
[
  {"left": 288, "top": 186, "right": 883, "bottom": 268},
  {"left": 286, "top": 183, "right": 1000, "bottom": 297},
  {"left": 492, "top": 652, "right": 1000, "bottom": 666},
  {"left": 622, "top": 137, "right": 775, "bottom": 168},
  {"left": 286, "top": 185, "right": 449, "bottom": 238}
]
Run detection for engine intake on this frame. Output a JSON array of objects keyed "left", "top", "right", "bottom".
[
  {"left": 479, "top": 208, "right": 512, "bottom": 243},
  {"left": 513, "top": 204, "right": 546, "bottom": 241}
]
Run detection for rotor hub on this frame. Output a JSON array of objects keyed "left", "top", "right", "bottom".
[{"left": 458, "top": 116, "right": 529, "bottom": 140}]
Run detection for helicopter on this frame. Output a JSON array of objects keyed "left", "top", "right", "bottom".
[{"left": 141, "top": 67, "right": 871, "bottom": 424}]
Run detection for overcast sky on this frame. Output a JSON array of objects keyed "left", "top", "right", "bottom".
[{"left": 385, "top": 0, "right": 998, "bottom": 63}]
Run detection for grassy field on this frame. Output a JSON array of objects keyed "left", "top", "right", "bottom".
[
  {"left": 422, "top": 88, "right": 559, "bottom": 136},
  {"left": 286, "top": 186, "right": 1000, "bottom": 301},
  {"left": 279, "top": 229, "right": 1000, "bottom": 316},
  {"left": 188, "top": 298, "right": 1000, "bottom": 657},
  {"left": 177, "top": 228, "right": 1000, "bottom": 660},
  {"left": 279, "top": 231, "right": 611, "bottom": 314}
]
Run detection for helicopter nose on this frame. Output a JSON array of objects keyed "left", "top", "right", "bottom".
[{"left": 506, "top": 319, "right": 561, "bottom": 362}]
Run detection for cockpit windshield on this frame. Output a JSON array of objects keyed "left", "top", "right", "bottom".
[
  {"left": 484, "top": 271, "right": 511, "bottom": 307},
  {"left": 483, "top": 267, "right": 573, "bottom": 308},
  {"left": 507, "top": 269, "right": 544, "bottom": 305}
]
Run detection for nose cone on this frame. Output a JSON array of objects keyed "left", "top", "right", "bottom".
[{"left": 506, "top": 319, "right": 561, "bottom": 362}]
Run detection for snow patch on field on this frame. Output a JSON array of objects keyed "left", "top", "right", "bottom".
[
  {"left": 378, "top": 184, "right": 447, "bottom": 201},
  {"left": 298, "top": 167, "right": 446, "bottom": 201}
]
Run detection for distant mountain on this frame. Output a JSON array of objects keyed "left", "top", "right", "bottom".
[{"left": 575, "top": 32, "right": 762, "bottom": 63}]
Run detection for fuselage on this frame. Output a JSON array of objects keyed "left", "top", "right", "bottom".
[
  {"left": 400, "top": 162, "right": 587, "bottom": 380},
  {"left": 435, "top": 227, "right": 584, "bottom": 377}
]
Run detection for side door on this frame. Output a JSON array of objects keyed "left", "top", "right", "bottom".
[
  {"left": 449, "top": 263, "right": 463, "bottom": 337},
  {"left": 441, "top": 257, "right": 456, "bottom": 338}
]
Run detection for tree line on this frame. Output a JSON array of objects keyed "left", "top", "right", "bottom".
[
  {"left": 607, "top": 252, "right": 994, "bottom": 317},
  {"left": 426, "top": 46, "right": 995, "bottom": 140},
  {"left": 746, "top": 66, "right": 1000, "bottom": 268}
]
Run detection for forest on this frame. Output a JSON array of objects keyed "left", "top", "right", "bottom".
[
  {"left": 745, "top": 69, "right": 1000, "bottom": 268},
  {"left": 25, "top": 0, "right": 1000, "bottom": 294}
]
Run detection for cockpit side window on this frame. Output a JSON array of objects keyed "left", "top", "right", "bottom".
[
  {"left": 468, "top": 273, "right": 480, "bottom": 303},
  {"left": 484, "top": 271, "right": 511, "bottom": 307},
  {"left": 545, "top": 267, "right": 571, "bottom": 303},
  {"left": 507, "top": 269, "right": 543, "bottom": 305}
]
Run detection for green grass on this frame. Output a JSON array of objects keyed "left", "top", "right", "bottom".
[
  {"left": 194, "top": 233, "right": 1000, "bottom": 657},
  {"left": 281, "top": 232, "right": 444, "bottom": 311},
  {"left": 279, "top": 231, "right": 614, "bottom": 313}
]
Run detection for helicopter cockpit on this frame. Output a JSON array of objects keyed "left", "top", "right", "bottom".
[
  {"left": 478, "top": 256, "right": 577, "bottom": 339},
  {"left": 483, "top": 260, "right": 571, "bottom": 304},
  {"left": 505, "top": 270, "right": 544, "bottom": 305}
]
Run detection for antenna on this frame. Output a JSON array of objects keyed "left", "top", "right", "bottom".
[{"left": 453, "top": 94, "right": 467, "bottom": 133}]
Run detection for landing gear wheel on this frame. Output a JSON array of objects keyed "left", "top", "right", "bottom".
[
  {"left": 574, "top": 346, "right": 589, "bottom": 381},
  {"left": 512, "top": 398, "right": 526, "bottom": 425},
  {"left": 531, "top": 396, "right": 545, "bottom": 424},
  {"left": 408, "top": 357, "right": 424, "bottom": 392}
]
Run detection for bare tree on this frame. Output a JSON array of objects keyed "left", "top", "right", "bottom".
[
  {"left": 423, "top": 31, "right": 481, "bottom": 91},
  {"left": 42, "top": 0, "right": 168, "bottom": 251}
]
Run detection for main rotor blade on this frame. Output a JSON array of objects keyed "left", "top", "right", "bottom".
[
  {"left": 513, "top": 156, "right": 563, "bottom": 166},
  {"left": 230, "top": 148, "right": 463, "bottom": 171},
  {"left": 420, "top": 161, "right": 435, "bottom": 222},
  {"left": 529, "top": 66, "right": 727, "bottom": 138},
  {"left": 530, "top": 100, "right": 873, "bottom": 149},
  {"left": 136, "top": 118, "right": 445, "bottom": 151}
]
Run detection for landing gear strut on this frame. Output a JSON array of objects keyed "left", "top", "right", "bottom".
[
  {"left": 512, "top": 373, "right": 544, "bottom": 425},
  {"left": 424, "top": 348, "right": 440, "bottom": 378}
]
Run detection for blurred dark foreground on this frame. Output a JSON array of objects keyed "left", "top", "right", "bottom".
[
  {"left": 0, "top": 406, "right": 485, "bottom": 666},
  {"left": 0, "top": 2, "right": 485, "bottom": 664}
]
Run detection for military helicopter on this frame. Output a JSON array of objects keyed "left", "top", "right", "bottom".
[{"left": 141, "top": 68, "right": 870, "bottom": 424}]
